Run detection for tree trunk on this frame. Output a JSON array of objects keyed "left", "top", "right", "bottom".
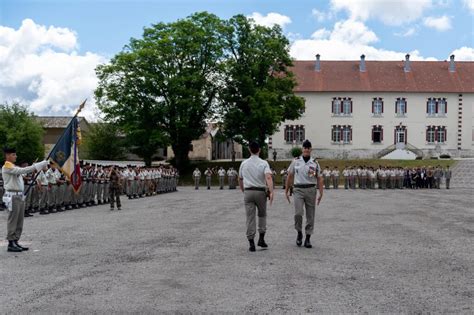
[
  {"left": 143, "top": 155, "right": 152, "bottom": 167},
  {"left": 172, "top": 143, "right": 190, "bottom": 172}
]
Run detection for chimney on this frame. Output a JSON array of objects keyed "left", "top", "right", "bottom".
[
  {"left": 449, "top": 54, "right": 455, "bottom": 72},
  {"left": 360, "top": 54, "right": 366, "bottom": 72},
  {"left": 315, "top": 54, "right": 321, "bottom": 72},
  {"left": 404, "top": 54, "right": 411, "bottom": 72}
]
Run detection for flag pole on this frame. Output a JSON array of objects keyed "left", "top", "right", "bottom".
[{"left": 24, "top": 99, "right": 87, "bottom": 197}]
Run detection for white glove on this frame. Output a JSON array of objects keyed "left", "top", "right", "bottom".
[{"left": 34, "top": 160, "right": 50, "bottom": 172}]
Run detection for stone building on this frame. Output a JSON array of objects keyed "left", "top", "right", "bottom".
[{"left": 270, "top": 55, "right": 474, "bottom": 159}]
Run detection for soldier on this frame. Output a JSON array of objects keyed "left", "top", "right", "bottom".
[
  {"left": 350, "top": 167, "right": 357, "bottom": 189},
  {"left": 378, "top": 167, "right": 387, "bottom": 190},
  {"left": 434, "top": 166, "right": 443, "bottom": 189},
  {"left": 227, "top": 167, "right": 235, "bottom": 189},
  {"left": 36, "top": 164, "right": 49, "bottom": 214},
  {"left": 322, "top": 166, "right": 331, "bottom": 189},
  {"left": 193, "top": 168, "right": 201, "bottom": 190},
  {"left": 2, "top": 146, "right": 48, "bottom": 252},
  {"left": 444, "top": 165, "right": 452, "bottom": 189},
  {"left": 342, "top": 166, "right": 350, "bottom": 189},
  {"left": 21, "top": 165, "right": 34, "bottom": 217},
  {"left": 108, "top": 166, "right": 122, "bottom": 211},
  {"left": 331, "top": 166, "right": 340, "bottom": 189},
  {"left": 204, "top": 167, "right": 212, "bottom": 190},
  {"left": 280, "top": 168, "right": 288, "bottom": 189},
  {"left": 238, "top": 141, "right": 273, "bottom": 252},
  {"left": 359, "top": 167, "right": 367, "bottom": 189},
  {"left": 217, "top": 167, "right": 225, "bottom": 190},
  {"left": 285, "top": 140, "right": 323, "bottom": 249}
]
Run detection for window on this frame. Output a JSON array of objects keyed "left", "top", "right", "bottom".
[
  {"left": 438, "top": 98, "right": 447, "bottom": 115},
  {"left": 284, "top": 125, "right": 305, "bottom": 144},
  {"left": 427, "top": 98, "right": 436, "bottom": 115},
  {"left": 426, "top": 126, "right": 436, "bottom": 143},
  {"left": 332, "top": 98, "right": 341, "bottom": 115},
  {"left": 332, "top": 97, "right": 352, "bottom": 116},
  {"left": 343, "top": 99, "right": 352, "bottom": 115},
  {"left": 342, "top": 126, "right": 352, "bottom": 143},
  {"left": 372, "top": 98, "right": 383, "bottom": 115},
  {"left": 372, "top": 125, "right": 383, "bottom": 143},
  {"left": 332, "top": 126, "right": 341, "bottom": 142},
  {"left": 426, "top": 126, "right": 447, "bottom": 143},
  {"left": 332, "top": 125, "right": 352, "bottom": 143},
  {"left": 394, "top": 126, "right": 407, "bottom": 144},
  {"left": 395, "top": 98, "right": 407, "bottom": 115}
]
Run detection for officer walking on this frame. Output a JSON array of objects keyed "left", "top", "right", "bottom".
[
  {"left": 285, "top": 140, "right": 323, "bottom": 249},
  {"left": 2, "top": 147, "right": 48, "bottom": 252},
  {"left": 238, "top": 141, "right": 274, "bottom": 252}
]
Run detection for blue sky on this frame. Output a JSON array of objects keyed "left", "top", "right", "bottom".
[{"left": 0, "top": 0, "right": 473, "bottom": 118}]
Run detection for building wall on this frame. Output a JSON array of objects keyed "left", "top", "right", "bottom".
[{"left": 271, "top": 92, "right": 473, "bottom": 158}]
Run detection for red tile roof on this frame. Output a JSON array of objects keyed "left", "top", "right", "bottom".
[{"left": 291, "top": 60, "right": 474, "bottom": 93}]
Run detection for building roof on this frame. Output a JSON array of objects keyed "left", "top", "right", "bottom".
[
  {"left": 36, "top": 116, "right": 89, "bottom": 129},
  {"left": 292, "top": 60, "right": 474, "bottom": 93}
]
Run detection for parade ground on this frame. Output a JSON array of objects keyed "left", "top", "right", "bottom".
[{"left": 0, "top": 186, "right": 472, "bottom": 313}]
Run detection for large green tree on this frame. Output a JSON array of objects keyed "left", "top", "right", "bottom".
[
  {"left": 95, "top": 12, "right": 226, "bottom": 169},
  {"left": 83, "top": 122, "right": 127, "bottom": 160},
  {"left": 220, "top": 15, "right": 305, "bottom": 149},
  {"left": 0, "top": 103, "right": 44, "bottom": 165}
]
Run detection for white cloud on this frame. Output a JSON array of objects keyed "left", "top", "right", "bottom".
[
  {"left": 450, "top": 47, "right": 474, "bottom": 60},
  {"left": 330, "top": 0, "right": 433, "bottom": 25},
  {"left": 463, "top": 0, "right": 474, "bottom": 12},
  {"left": 311, "top": 9, "right": 334, "bottom": 23},
  {"left": 395, "top": 27, "right": 417, "bottom": 37},
  {"left": 423, "top": 15, "right": 452, "bottom": 31},
  {"left": 311, "top": 28, "right": 331, "bottom": 40},
  {"left": 330, "top": 19, "right": 378, "bottom": 45},
  {"left": 0, "top": 19, "right": 106, "bottom": 121},
  {"left": 290, "top": 19, "right": 436, "bottom": 60},
  {"left": 247, "top": 12, "right": 292, "bottom": 29}
]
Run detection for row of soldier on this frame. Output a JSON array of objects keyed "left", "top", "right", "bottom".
[
  {"left": 193, "top": 167, "right": 239, "bottom": 189},
  {"left": 280, "top": 165, "right": 453, "bottom": 190},
  {"left": 0, "top": 162, "right": 179, "bottom": 215}
]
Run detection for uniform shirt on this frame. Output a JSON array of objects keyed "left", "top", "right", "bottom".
[
  {"left": 331, "top": 170, "right": 340, "bottom": 177},
  {"left": 193, "top": 170, "right": 201, "bottom": 178},
  {"left": 239, "top": 155, "right": 271, "bottom": 188},
  {"left": 204, "top": 170, "right": 212, "bottom": 177},
  {"left": 368, "top": 170, "right": 376, "bottom": 179},
  {"left": 342, "top": 169, "right": 349, "bottom": 177},
  {"left": 218, "top": 169, "right": 226, "bottom": 177},
  {"left": 36, "top": 170, "right": 48, "bottom": 186},
  {"left": 287, "top": 156, "right": 321, "bottom": 185},
  {"left": 322, "top": 169, "right": 331, "bottom": 177},
  {"left": 46, "top": 168, "right": 58, "bottom": 184},
  {"left": 2, "top": 161, "right": 48, "bottom": 192},
  {"left": 227, "top": 169, "right": 234, "bottom": 177},
  {"left": 445, "top": 169, "right": 452, "bottom": 179},
  {"left": 127, "top": 170, "right": 136, "bottom": 181},
  {"left": 360, "top": 169, "right": 367, "bottom": 177}
]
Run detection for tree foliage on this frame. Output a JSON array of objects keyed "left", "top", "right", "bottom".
[
  {"left": 95, "top": 12, "right": 226, "bottom": 168},
  {"left": 83, "top": 122, "right": 127, "bottom": 161},
  {"left": 220, "top": 15, "right": 305, "bottom": 148},
  {"left": 0, "top": 103, "right": 44, "bottom": 165}
]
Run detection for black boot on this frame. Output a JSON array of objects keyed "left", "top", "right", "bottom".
[
  {"left": 7, "top": 241, "right": 22, "bottom": 252},
  {"left": 257, "top": 233, "right": 268, "bottom": 248},
  {"left": 24, "top": 209, "right": 33, "bottom": 217},
  {"left": 248, "top": 239, "right": 256, "bottom": 252},
  {"left": 304, "top": 235, "right": 312, "bottom": 248},
  {"left": 14, "top": 241, "right": 29, "bottom": 251},
  {"left": 296, "top": 231, "right": 303, "bottom": 247}
]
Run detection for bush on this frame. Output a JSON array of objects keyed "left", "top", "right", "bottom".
[{"left": 290, "top": 147, "right": 302, "bottom": 157}]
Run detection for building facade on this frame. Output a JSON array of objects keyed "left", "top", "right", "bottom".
[{"left": 271, "top": 55, "right": 474, "bottom": 159}]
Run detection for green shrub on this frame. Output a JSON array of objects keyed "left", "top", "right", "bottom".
[{"left": 290, "top": 147, "right": 302, "bottom": 157}]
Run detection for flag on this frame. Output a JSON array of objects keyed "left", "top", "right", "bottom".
[{"left": 49, "top": 117, "right": 82, "bottom": 192}]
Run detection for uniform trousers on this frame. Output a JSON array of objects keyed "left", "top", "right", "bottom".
[
  {"left": 293, "top": 186, "right": 316, "bottom": 235},
  {"left": 244, "top": 190, "right": 267, "bottom": 240}
]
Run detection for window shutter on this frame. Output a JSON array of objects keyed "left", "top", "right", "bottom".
[
  {"left": 426, "top": 100, "right": 429, "bottom": 113},
  {"left": 381, "top": 127, "right": 383, "bottom": 141},
  {"left": 426, "top": 127, "right": 429, "bottom": 142},
  {"left": 404, "top": 98, "right": 407, "bottom": 113},
  {"left": 394, "top": 128, "right": 396, "bottom": 144},
  {"left": 350, "top": 100, "right": 353, "bottom": 114},
  {"left": 435, "top": 99, "right": 438, "bottom": 114},
  {"left": 340, "top": 98, "right": 343, "bottom": 114},
  {"left": 405, "top": 128, "right": 407, "bottom": 144},
  {"left": 435, "top": 127, "right": 438, "bottom": 142},
  {"left": 444, "top": 127, "right": 447, "bottom": 142},
  {"left": 381, "top": 100, "right": 384, "bottom": 113},
  {"left": 331, "top": 126, "right": 334, "bottom": 142},
  {"left": 350, "top": 126, "right": 352, "bottom": 141},
  {"left": 395, "top": 99, "right": 398, "bottom": 113},
  {"left": 331, "top": 99, "right": 334, "bottom": 113},
  {"left": 284, "top": 125, "right": 288, "bottom": 141},
  {"left": 371, "top": 126, "right": 374, "bottom": 141},
  {"left": 372, "top": 100, "right": 374, "bottom": 113}
]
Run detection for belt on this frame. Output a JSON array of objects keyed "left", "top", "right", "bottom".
[
  {"left": 244, "top": 187, "right": 266, "bottom": 191},
  {"left": 294, "top": 184, "right": 316, "bottom": 188},
  {"left": 5, "top": 191, "right": 23, "bottom": 196}
]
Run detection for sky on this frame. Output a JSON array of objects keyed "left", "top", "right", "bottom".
[{"left": 0, "top": 0, "right": 473, "bottom": 120}]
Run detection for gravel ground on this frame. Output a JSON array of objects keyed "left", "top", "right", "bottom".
[{"left": 0, "top": 186, "right": 473, "bottom": 313}]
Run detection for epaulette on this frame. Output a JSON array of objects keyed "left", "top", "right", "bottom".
[{"left": 3, "top": 161, "right": 14, "bottom": 169}]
